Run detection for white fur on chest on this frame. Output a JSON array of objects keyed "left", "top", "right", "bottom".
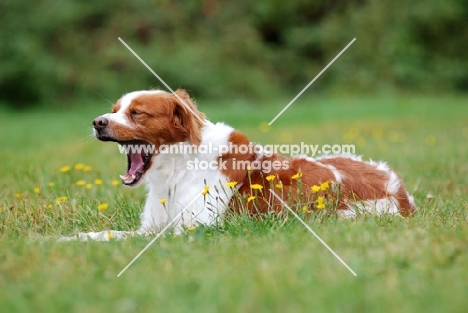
[{"left": 139, "top": 122, "right": 235, "bottom": 232}]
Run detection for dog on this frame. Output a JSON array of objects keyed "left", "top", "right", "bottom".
[{"left": 63, "top": 89, "right": 416, "bottom": 241}]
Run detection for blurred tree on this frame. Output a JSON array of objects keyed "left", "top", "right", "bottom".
[{"left": 0, "top": 0, "right": 467, "bottom": 109}]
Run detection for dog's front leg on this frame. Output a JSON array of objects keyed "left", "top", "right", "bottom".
[{"left": 58, "top": 229, "right": 148, "bottom": 242}]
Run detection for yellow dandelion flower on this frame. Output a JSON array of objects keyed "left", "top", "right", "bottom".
[
  {"left": 202, "top": 186, "right": 210, "bottom": 196},
  {"left": 86, "top": 184, "right": 93, "bottom": 190},
  {"left": 98, "top": 203, "right": 109, "bottom": 210},
  {"left": 55, "top": 196, "right": 68, "bottom": 204},
  {"left": 76, "top": 180, "right": 86, "bottom": 186},
  {"left": 15, "top": 193, "right": 22, "bottom": 199},
  {"left": 60, "top": 166, "right": 71, "bottom": 173},
  {"left": 247, "top": 166, "right": 253, "bottom": 171},
  {"left": 311, "top": 185, "right": 321, "bottom": 193},
  {"left": 84, "top": 165, "right": 92, "bottom": 172},
  {"left": 247, "top": 195, "right": 256, "bottom": 203},
  {"left": 107, "top": 232, "right": 114, "bottom": 240},
  {"left": 160, "top": 198, "right": 166, "bottom": 205},
  {"left": 226, "top": 181, "right": 238, "bottom": 188},
  {"left": 266, "top": 175, "right": 276, "bottom": 182},
  {"left": 188, "top": 226, "right": 196, "bottom": 232},
  {"left": 302, "top": 205, "right": 308, "bottom": 213},
  {"left": 316, "top": 196, "right": 325, "bottom": 210},
  {"left": 320, "top": 181, "right": 330, "bottom": 191},
  {"left": 258, "top": 121, "right": 270, "bottom": 133},
  {"left": 425, "top": 135, "right": 436, "bottom": 146},
  {"left": 275, "top": 183, "right": 283, "bottom": 189},
  {"left": 33, "top": 187, "right": 41, "bottom": 194},
  {"left": 291, "top": 172, "right": 303, "bottom": 180},
  {"left": 48, "top": 182, "right": 55, "bottom": 187},
  {"left": 74, "top": 163, "right": 85, "bottom": 170},
  {"left": 250, "top": 184, "right": 263, "bottom": 190},
  {"left": 94, "top": 179, "right": 103, "bottom": 185},
  {"left": 111, "top": 180, "right": 119, "bottom": 186},
  {"left": 44, "top": 204, "right": 53, "bottom": 209}
]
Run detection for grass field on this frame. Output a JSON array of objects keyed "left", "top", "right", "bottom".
[{"left": 1, "top": 95, "right": 467, "bottom": 312}]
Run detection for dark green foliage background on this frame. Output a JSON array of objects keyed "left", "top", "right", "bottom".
[{"left": 1, "top": 0, "right": 467, "bottom": 108}]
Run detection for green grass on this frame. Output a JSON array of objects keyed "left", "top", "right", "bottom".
[{"left": 1, "top": 95, "right": 468, "bottom": 312}]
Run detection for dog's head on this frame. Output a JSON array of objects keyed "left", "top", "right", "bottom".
[{"left": 92, "top": 89, "right": 205, "bottom": 186}]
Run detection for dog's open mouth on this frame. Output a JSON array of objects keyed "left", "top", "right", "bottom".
[{"left": 118, "top": 140, "right": 154, "bottom": 186}]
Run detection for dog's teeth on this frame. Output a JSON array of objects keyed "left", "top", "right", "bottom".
[{"left": 120, "top": 174, "right": 136, "bottom": 183}]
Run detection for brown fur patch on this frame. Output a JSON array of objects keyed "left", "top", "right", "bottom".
[
  {"left": 111, "top": 100, "right": 121, "bottom": 113},
  {"left": 317, "top": 158, "right": 388, "bottom": 200}
]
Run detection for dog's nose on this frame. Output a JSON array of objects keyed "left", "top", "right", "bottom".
[{"left": 93, "top": 117, "right": 109, "bottom": 130}]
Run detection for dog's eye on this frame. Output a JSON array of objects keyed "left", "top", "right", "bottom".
[{"left": 131, "top": 110, "right": 141, "bottom": 115}]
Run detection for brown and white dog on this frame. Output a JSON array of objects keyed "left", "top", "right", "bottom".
[{"left": 66, "top": 89, "right": 416, "bottom": 240}]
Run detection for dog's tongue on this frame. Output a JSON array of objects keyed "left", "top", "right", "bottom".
[{"left": 120, "top": 152, "right": 144, "bottom": 184}]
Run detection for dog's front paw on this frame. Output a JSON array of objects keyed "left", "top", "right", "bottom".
[{"left": 58, "top": 230, "right": 136, "bottom": 242}]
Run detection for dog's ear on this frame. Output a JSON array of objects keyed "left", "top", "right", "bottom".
[{"left": 171, "top": 89, "right": 205, "bottom": 146}]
